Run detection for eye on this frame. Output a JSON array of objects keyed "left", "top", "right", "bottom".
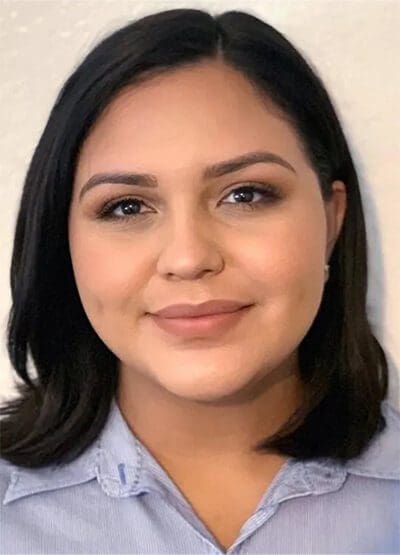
[
  {"left": 220, "top": 184, "right": 282, "bottom": 210},
  {"left": 96, "top": 183, "right": 283, "bottom": 221},
  {"left": 97, "top": 197, "right": 152, "bottom": 220}
]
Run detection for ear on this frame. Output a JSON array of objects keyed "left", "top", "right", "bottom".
[{"left": 325, "top": 180, "right": 347, "bottom": 259}]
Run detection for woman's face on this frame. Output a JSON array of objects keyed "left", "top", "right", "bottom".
[{"left": 68, "top": 60, "right": 346, "bottom": 403}]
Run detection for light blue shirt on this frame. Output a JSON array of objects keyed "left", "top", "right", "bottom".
[{"left": 1, "top": 397, "right": 399, "bottom": 554}]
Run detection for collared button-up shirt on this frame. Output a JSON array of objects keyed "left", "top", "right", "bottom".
[{"left": 1, "top": 397, "right": 399, "bottom": 554}]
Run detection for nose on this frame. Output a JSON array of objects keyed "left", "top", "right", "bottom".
[{"left": 155, "top": 214, "right": 224, "bottom": 281}]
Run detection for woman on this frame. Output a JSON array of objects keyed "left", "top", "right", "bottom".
[{"left": 0, "top": 8, "right": 399, "bottom": 554}]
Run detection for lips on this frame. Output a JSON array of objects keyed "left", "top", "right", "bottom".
[
  {"left": 148, "top": 305, "right": 253, "bottom": 338},
  {"left": 150, "top": 299, "right": 252, "bottom": 318}
]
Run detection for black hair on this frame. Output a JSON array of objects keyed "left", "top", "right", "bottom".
[{"left": 0, "top": 8, "right": 388, "bottom": 468}]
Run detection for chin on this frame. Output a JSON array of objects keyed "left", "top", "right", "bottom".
[{"left": 157, "top": 371, "right": 259, "bottom": 404}]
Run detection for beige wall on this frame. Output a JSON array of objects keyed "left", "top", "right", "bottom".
[{"left": 1, "top": 0, "right": 399, "bottom": 408}]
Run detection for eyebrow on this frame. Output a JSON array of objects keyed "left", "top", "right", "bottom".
[{"left": 78, "top": 150, "right": 297, "bottom": 202}]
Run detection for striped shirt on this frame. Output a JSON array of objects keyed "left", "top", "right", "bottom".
[{"left": 1, "top": 397, "right": 399, "bottom": 554}]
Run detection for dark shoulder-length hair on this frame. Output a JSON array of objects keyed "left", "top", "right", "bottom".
[{"left": 0, "top": 8, "right": 388, "bottom": 469}]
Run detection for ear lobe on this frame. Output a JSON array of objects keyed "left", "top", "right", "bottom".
[{"left": 325, "top": 180, "right": 347, "bottom": 258}]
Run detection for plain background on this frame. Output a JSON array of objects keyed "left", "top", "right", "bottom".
[{"left": 0, "top": 0, "right": 399, "bottom": 410}]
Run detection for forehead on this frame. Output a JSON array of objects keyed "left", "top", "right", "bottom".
[{"left": 75, "top": 60, "right": 308, "bottom": 180}]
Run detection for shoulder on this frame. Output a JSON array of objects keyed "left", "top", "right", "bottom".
[
  {"left": 0, "top": 457, "right": 17, "bottom": 505},
  {"left": 298, "top": 400, "right": 400, "bottom": 502},
  {"left": 343, "top": 400, "right": 400, "bottom": 480},
  {"left": 0, "top": 446, "right": 102, "bottom": 554},
  {"left": 0, "top": 442, "right": 100, "bottom": 506}
]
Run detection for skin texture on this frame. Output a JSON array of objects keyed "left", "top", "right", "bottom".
[{"left": 68, "top": 59, "right": 346, "bottom": 548}]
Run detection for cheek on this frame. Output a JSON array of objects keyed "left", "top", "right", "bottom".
[
  {"left": 243, "top": 202, "right": 326, "bottom": 284},
  {"left": 68, "top": 228, "right": 145, "bottom": 317},
  {"left": 240, "top": 200, "right": 327, "bottom": 338},
  {"left": 235, "top": 201, "right": 327, "bottom": 360}
]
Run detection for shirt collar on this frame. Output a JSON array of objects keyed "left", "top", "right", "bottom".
[{"left": 3, "top": 397, "right": 399, "bottom": 506}]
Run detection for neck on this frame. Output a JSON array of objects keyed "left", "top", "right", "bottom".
[{"left": 116, "top": 353, "right": 304, "bottom": 464}]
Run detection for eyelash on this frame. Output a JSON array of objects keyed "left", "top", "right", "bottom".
[{"left": 96, "top": 183, "right": 283, "bottom": 222}]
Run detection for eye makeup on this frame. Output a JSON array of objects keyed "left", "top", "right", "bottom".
[{"left": 95, "top": 182, "right": 284, "bottom": 223}]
